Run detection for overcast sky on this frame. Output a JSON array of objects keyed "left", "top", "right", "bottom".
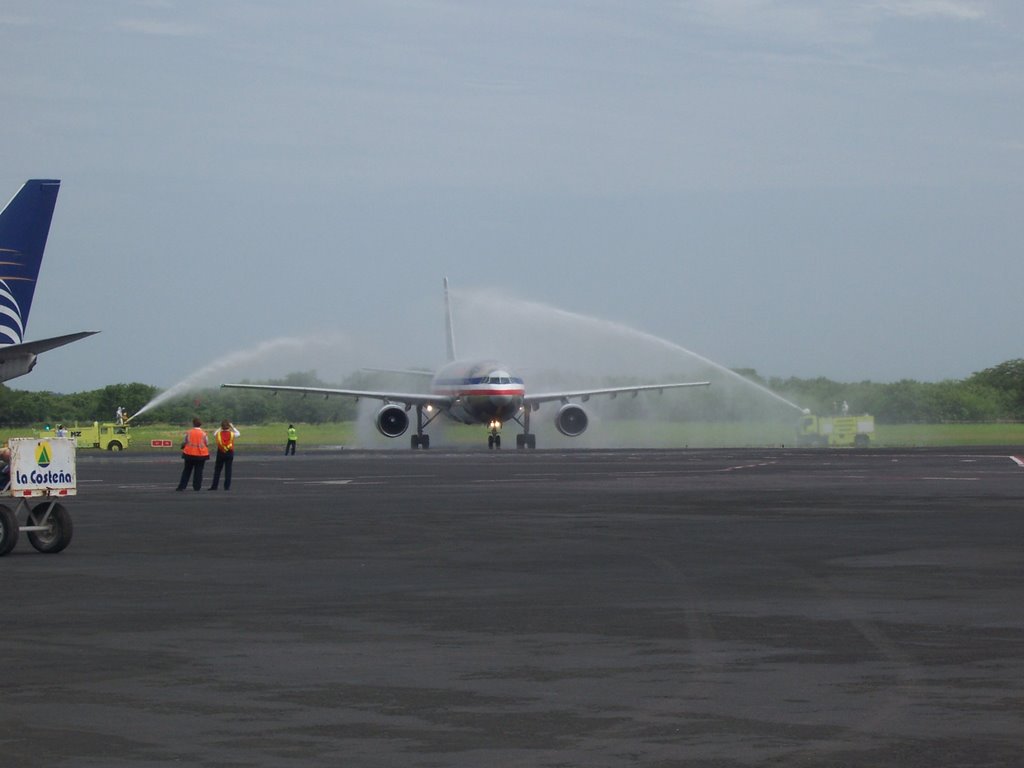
[{"left": 3, "top": 0, "right": 1022, "bottom": 393}]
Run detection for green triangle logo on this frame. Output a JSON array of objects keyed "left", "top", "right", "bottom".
[{"left": 37, "top": 444, "right": 51, "bottom": 467}]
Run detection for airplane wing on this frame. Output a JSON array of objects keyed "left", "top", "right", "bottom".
[
  {"left": 0, "top": 330, "right": 99, "bottom": 360},
  {"left": 524, "top": 380, "right": 710, "bottom": 406},
  {"left": 220, "top": 382, "right": 452, "bottom": 408}
]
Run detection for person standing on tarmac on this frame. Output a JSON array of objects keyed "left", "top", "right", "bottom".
[
  {"left": 176, "top": 417, "right": 209, "bottom": 491},
  {"left": 209, "top": 420, "right": 240, "bottom": 491},
  {"left": 285, "top": 424, "right": 297, "bottom": 455}
]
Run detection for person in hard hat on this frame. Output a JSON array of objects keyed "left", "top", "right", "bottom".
[
  {"left": 208, "top": 420, "right": 240, "bottom": 491},
  {"left": 176, "top": 417, "right": 209, "bottom": 491},
  {"left": 285, "top": 424, "right": 297, "bottom": 456}
]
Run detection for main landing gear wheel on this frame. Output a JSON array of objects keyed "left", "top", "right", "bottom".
[
  {"left": 516, "top": 434, "right": 536, "bottom": 449},
  {"left": 26, "top": 502, "right": 73, "bottom": 554},
  {"left": 488, "top": 434, "right": 501, "bottom": 449},
  {"left": 410, "top": 434, "right": 430, "bottom": 449},
  {"left": 0, "top": 504, "right": 18, "bottom": 556}
]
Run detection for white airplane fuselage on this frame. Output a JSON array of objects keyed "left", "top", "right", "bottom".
[{"left": 431, "top": 359, "right": 526, "bottom": 427}]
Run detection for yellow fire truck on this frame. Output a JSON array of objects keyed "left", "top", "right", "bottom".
[
  {"left": 40, "top": 422, "right": 131, "bottom": 451},
  {"left": 796, "top": 413, "right": 874, "bottom": 447}
]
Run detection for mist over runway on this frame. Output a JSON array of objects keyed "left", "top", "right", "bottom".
[{"left": 2, "top": 447, "right": 1022, "bottom": 766}]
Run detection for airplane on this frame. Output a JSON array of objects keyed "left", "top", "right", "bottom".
[
  {"left": 221, "top": 279, "right": 710, "bottom": 449},
  {"left": 0, "top": 179, "right": 98, "bottom": 383}
]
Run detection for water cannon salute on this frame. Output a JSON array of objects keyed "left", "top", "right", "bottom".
[{"left": 221, "top": 279, "right": 712, "bottom": 449}]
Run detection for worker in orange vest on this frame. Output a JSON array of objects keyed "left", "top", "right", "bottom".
[
  {"left": 208, "top": 419, "right": 240, "bottom": 491},
  {"left": 176, "top": 417, "right": 210, "bottom": 491}
]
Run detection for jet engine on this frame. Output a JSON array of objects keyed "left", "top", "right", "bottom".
[
  {"left": 555, "top": 403, "right": 588, "bottom": 437},
  {"left": 376, "top": 404, "right": 410, "bottom": 437}
]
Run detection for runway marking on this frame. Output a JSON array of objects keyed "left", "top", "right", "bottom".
[
  {"left": 718, "top": 462, "right": 777, "bottom": 472},
  {"left": 1009, "top": 456, "right": 1024, "bottom": 468},
  {"left": 921, "top": 477, "right": 978, "bottom": 482},
  {"left": 283, "top": 479, "right": 393, "bottom": 486}
]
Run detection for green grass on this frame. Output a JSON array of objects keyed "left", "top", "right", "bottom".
[
  {"left": 873, "top": 422, "right": 1024, "bottom": 447},
  {"left": 3, "top": 420, "right": 1023, "bottom": 450},
  {"left": 0, "top": 422, "right": 357, "bottom": 452},
  {"left": 130, "top": 422, "right": 359, "bottom": 450}
]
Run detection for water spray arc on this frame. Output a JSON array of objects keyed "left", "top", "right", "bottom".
[
  {"left": 215, "top": 280, "right": 811, "bottom": 450},
  {"left": 624, "top": 326, "right": 806, "bottom": 414},
  {"left": 452, "top": 288, "right": 807, "bottom": 416},
  {"left": 131, "top": 335, "right": 353, "bottom": 420}
]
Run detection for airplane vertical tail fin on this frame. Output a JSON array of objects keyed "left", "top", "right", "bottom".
[
  {"left": 0, "top": 179, "right": 61, "bottom": 344},
  {"left": 444, "top": 277, "right": 457, "bottom": 362}
]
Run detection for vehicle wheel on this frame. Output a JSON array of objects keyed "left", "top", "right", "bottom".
[
  {"left": 27, "top": 503, "right": 73, "bottom": 554},
  {"left": 420, "top": 434, "right": 429, "bottom": 449},
  {"left": 411, "top": 435, "right": 421, "bottom": 449},
  {"left": 0, "top": 504, "right": 18, "bottom": 556},
  {"left": 527, "top": 434, "right": 536, "bottom": 449},
  {"left": 107, "top": 441, "right": 123, "bottom": 451},
  {"left": 516, "top": 434, "right": 526, "bottom": 449},
  {"left": 488, "top": 435, "right": 495, "bottom": 449},
  {"left": 494, "top": 435, "right": 501, "bottom": 449}
]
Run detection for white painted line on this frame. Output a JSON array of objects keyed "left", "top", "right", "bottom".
[
  {"left": 1009, "top": 456, "right": 1024, "bottom": 468},
  {"left": 718, "top": 462, "right": 777, "bottom": 472}
]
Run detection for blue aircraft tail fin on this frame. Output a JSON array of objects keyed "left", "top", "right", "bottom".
[{"left": 0, "top": 179, "right": 61, "bottom": 344}]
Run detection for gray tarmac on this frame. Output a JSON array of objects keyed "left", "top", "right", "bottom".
[{"left": 1, "top": 446, "right": 1023, "bottom": 767}]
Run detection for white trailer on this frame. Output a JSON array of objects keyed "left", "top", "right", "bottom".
[{"left": 0, "top": 437, "right": 76, "bottom": 556}]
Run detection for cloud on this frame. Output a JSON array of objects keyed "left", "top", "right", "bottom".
[
  {"left": 682, "top": 0, "right": 987, "bottom": 42},
  {"left": 116, "top": 18, "right": 208, "bottom": 37},
  {"left": 0, "top": 14, "right": 36, "bottom": 27},
  {"left": 868, "top": 0, "right": 987, "bottom": 20},
  {"left": 684, "top": 0, "right": 839, "bottom": 40}
]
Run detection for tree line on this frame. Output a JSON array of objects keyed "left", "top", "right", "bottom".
[
  {"left": 760, "top": 359, "right": 1024, "bottom": 422},
  {"left": 1, "top": 360, "right": 1022, "bottom": 427}
]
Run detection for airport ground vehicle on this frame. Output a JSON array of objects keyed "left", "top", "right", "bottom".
[
  {"left": 39, "top": 421, "right": 131, "bottom": 451},
  {"left": 0, "top": 437, "right": 76, "bottom": 556},
  {"left": 73, "top": 421, "right": 131, "bottom": 451},
  {"left": 796, "top": 413, "right": 874, "bottom": 447}
]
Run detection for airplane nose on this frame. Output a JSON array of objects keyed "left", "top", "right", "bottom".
[{"left": 489, "top": 393, "right": 522, "bottom": 419}]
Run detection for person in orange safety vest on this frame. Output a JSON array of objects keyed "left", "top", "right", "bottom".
[
  {"left": 176, "top": 417, "right": 210, "bottom": 491},
  {"left": 208, "top": 419, "right": 240, "bottom": 491}
]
